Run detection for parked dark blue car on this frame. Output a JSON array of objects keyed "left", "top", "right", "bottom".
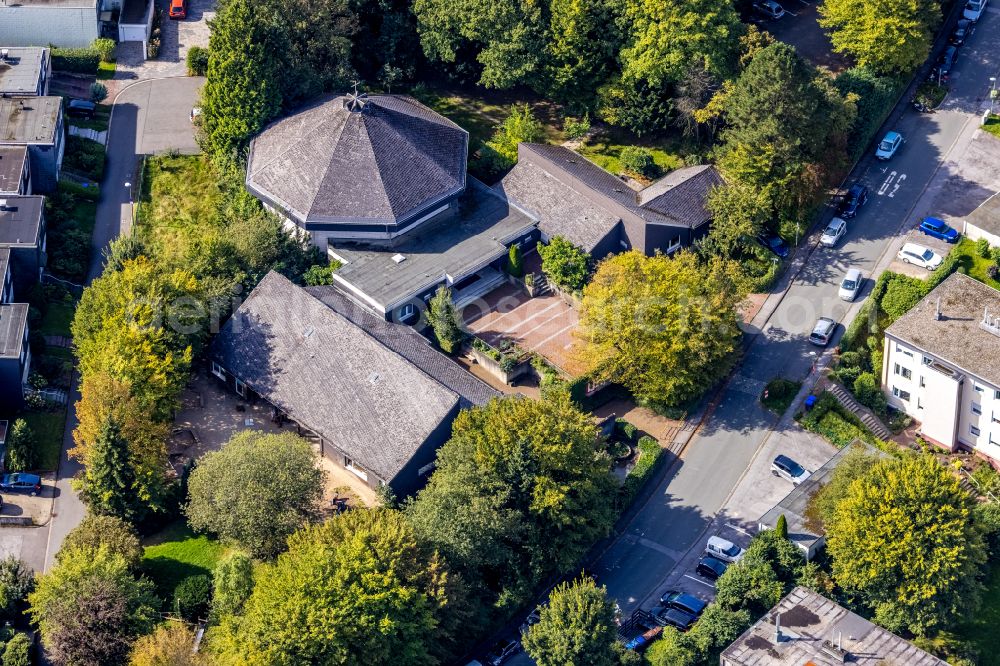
[
  {"left": 919, "top": 216, "right": 959, "bottom": 243},
  {"left": 757, "top": 232, "right": 789, "bottom": 258},
  {"left": 0, "top": 473, "right": 41, "bottom": 496},
  {"left": 838, "top": 183, "right": 869, "bottom": 219}
]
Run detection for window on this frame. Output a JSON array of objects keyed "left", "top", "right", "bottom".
[
  {"left": 211, "top": 362, "right": 225, "bottom": 381},
  {"left": 919, "top": 376, "right": 926, "bottom": 388},
  {"left": 994, "top": 411, "right": 1000, "bottom": 424},
  {"left": 923, "top": 356, "right": 933, "bottom": 366},
  {"left": 971, "top": 425, "right": 981, "bottom": 437},
  {"left": 917, "top": 397, "right": 923, "bottom": 410},
  {"left": 894, "top": 364, "right": 911, "bottom": 379},
  {"left": 975, "top": 384, "right": 985, "bottom": 393},
  {"left": 895, "top": 344, "right": 913, "bottom": 358},
  {"left": 995, "top": 390, "right": 1000, "bottom": 401},
  {"left": 892, "top": 387, "right": 911, "bottom": 402},
  {"left": 235, "top": 378, "right": 246, "bottom": 398},
  {"left": 345, "top": 458, "right": 368, "bottom": 482},
  {"left": 972, "top": 402, "right": 982, "bottom": 415},
  {"left": 667, "top": 236, "right": 682, "bottom": 253},
  {"left": 418, "top": 461, "right": 436, "bottom": 476},
  {"left": 398, "top": 303, "right": 416, "bottom": 322}
]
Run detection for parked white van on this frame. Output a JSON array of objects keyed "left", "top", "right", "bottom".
[{"left": 705, "top": 536, "right": 745, "bottom": 563}]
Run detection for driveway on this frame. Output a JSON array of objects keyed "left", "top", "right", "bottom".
[
  {"left": 757, "top": 0, "right": 851, "bottom": 72},
  {"left": 116, "top": 0, "right": 215, "bottom": 80},
  {"left": 594, "top": 4, "right": 1000, "bottom": 616}
]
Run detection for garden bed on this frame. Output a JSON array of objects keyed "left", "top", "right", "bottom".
[{"left": 796, "top": 392, "right": 878, "bottom": 448}]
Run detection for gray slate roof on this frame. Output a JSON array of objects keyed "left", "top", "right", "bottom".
[
  {"left": 0, "top": 97, "right": 60, "bottom": 145},
  {"left": 0, "top": 196, "right": 42, "bottom": 247},
  {"left": 0, "top": 146, "right": 26, "bottom": 195},
  {"left": 246, "top": 94, "right": 468, "bottom": 228},
  {"left": 498, "top": 144, "right": 722, "bottom": 251},
  {"left": 304, "top": 285, "right": 499, "bottom": 407},
  {"left": 0, "top": 302, "right": 26, "bottom": 359},
  {"left": 0, "top": 48, "right": 47, "bottom": 96},
  {"left": 330, "top": 179, "right": 536, "bottom": 311},
  {"left": 721, "top": 586, "right": 946, "bottom": 666},
  {"left": 966, "top": 191, "right": 1000, "bottom": 238},
  {"left": 885, "top": 272, "right": 1000, "bottom": 388},
  {"left": 210, "top": 272, "right": 466, "bottom": 481}
]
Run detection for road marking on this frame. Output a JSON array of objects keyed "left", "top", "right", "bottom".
[
  {"left": 784, "top": 9, "right": 798, "bottom": 16},
  {"left": 877, "top": 170, "right": 898, "bottom": 195},
  {"left": 531, "top": 321, "right": 578, "bottom": 351},
  {"left": 683, "top": 575, "right": 716, "bottom": 589},
  {"left": 889, "top": 173, "right": 906, "bottom": 198},
  {"left": 727, "top": 523, "right": 755, "bottom": 537}
]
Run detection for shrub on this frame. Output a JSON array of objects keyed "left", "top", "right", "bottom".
[
  {"left": 64, "top": 136, "right": 106, "bottom": 181},
  {"left": 616, "top": 419, "right": 638, "bottom": 442},
  {"left": 880, "top": 276, "right": 924, "bottom": 319},
  {"left": 618, "top": 436, "right": 663, "bottom": 510},
  {"left": 977, "top": 237, "right": 991, "bottom": 258},
  {"left": 537, "top": 236, "right": 590, "bottom": 291},
  {"left": 5, "top": 419, "right": 36, "bottom": 472},
  {"left": 619, "top": 146, "right": 658, "bottom": 179},
  {"left": 302, "top": 262, "right": 341, "bottom": 286},
  {"left": 89, "top": 82, "right": 108, "bottom": 103},
  {"left": 841, "top": 300, "right": 875, "bottom": 351},
  {"left": 2, "top": 633, "right": 31, "bottom": 666},
  {"left": 834, "top": 365, "right": 861, "bottom": 386},
  {"left": 58, "top": 179, "right": 100, "bottom": 203},
  {"left": 991, "top": 246, "right": 1000, "bottom": 263},
  {"left": 563, "top": 115, "right": 591, "bottom": 140},
  {"left": 508, "top": 243, "right": 524, "bottom": 278},
  {"left": 775, "top": 514, "right": 788, "bottom": 538},
  {"left": 186, "top": 45, "right": 209, "bottom": 76},
  {"left": 989, "top": 264, "right": 1000, "bottom": 281},
  {"left": 839, "top": 351, "right": 863, "bottom": 368},
  {"left": 173, "top": 574, "right": 211, "bottom": 621},
  {"left": 853, "top": 372, "right": 879, "bottom": 406},
  {"left": 799, "top": 392, "right": 878, "bottom": 447},
  {"left": 51, "top": 47, "right": 100, "bottom": 74},
  {"left": 92, "top": 38, "right": 116, "bottom": 63}
]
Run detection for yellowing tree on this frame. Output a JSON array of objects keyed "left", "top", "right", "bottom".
[
  {"left": 818, "top": 0, "right": 938, "bottom": 74},
  {"left": 577, "top": 251, "right": 741, "bottom": 408},
  {"left": 826, "top": 455, "right": 986, "bottom": 635}
]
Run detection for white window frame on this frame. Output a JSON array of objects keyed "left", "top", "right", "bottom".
[
  {"left": 666, "top": 236, "right": 682, "bottom": 253},
  {"left": 211, "top": 361, "right": 226, "bottom": 381},
  {"left": 975, "top": 384, "right": 985, "bottom": 393},
  {"left": 971, "top": 424, "right": 981, "bottom": 437},
  {"left": 234, "top": 378, "right": 246, "bottom": 398},
  {"left": 892, "top": 386, "right": 910, "bottom": 402},
  {"left": 972, "top": 402, "right": 982, "bottom": 415},
  {"left": 894, "top": 364, "right": 911, "bottom": 379},
  {"left": 345, "top": 458, "right": 369, "bottom": 482},
  {"left": 398, "top": 303, "right": 416, "bottom": 320},
  {"left": 417, "top": 461, "right": 436, "bottom": 476}
]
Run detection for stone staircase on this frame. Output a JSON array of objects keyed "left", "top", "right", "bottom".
[
  {"left": 530, "top": 272, "right": 552, "bottom": 297},
  {"left": 826, "top": 382, "right": 892, "bottom": 440}
]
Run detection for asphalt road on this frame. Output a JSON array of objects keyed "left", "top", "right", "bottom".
[{"left": 593, "top": 6, "right": 1000, "bottom": 617}]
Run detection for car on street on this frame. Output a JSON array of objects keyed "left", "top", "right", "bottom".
[
  {"left": 653, "top": 606, "right": 698, "bottom": 632},
  {"left": 951, "top": 18, "right": 973, "bottom": 45},
  {"left": 757, "top": 232, "right": 789, "bottom": 258},
  {"left": 809, "top": 317, "right": 836, "bottom": 346},
  {"left": 875, "top": 131, "right": 904, "bottom": 160},
  {"left": 919, "top": 216, "right": 959, "bottom": 243},
  {"left": 659, "top": 590, "right": 708, "bottom": 617},
  {"left": 753, "top": 0, "right": 786, "bottom": 18},
  {"left": 963, "top": 0, "right": 988, "bottom": 21},
  {"left": 935, "top": 45, "right": 959, "bottom": 81},
  {"left": 169, "top": 0, "right": 187, "bottom": 19},
  {"left": 67, "top": 99, "right": 96, "bottom": 118},
  {"left": 705, "top": 536, "right": 745, "bottom": 563},
  {"left": 484, "top": 640, "right": 519, "bottom": 666},
  {"left": 695, "top": 555, "right": 728, "bottom": 581},
  {"left": 771, "top": 455, "right": 812, "bottom": 485},
  {"left": 839, "top": 268, "right": 863, "bottom": 301},
  {"left": 0, "top": 473, "right": 41, "bottom": 496},
  {"left": 897, "top": 242, "right": 944, "bottom": 270},
  {"left": 820, "top": 217, "right": 847, "bottom": 247},
  {"left": 838, "top": 183, "right": 869, "bottom": 219},
  {"left": 519, "top": 607, "right": 541, "bottom": 635}
]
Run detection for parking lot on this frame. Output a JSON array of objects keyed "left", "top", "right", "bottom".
[
  {"left": 752, "top": 0, "right": 850, "bottom": 72},
  {"left": 887, "top": 229, "right": 957, "bottom": 278}
]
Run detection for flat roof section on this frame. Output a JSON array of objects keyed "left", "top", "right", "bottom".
[
  {"left": 0, "top": 195, "right": 42, "bottom": 247},
  {"left": 0, "top": 146, "right": 26, "bottom": 195},
  {"left": 0, "top": 47, "right": 46, "bottom": 96},
  {"left": 330, "top": 179, "right": 536, "bottom": 312},
  {"left": 0, "top": 96, "right": 61, "bottom": 145},
  {"left": 966, "top": 191, "right": 1000, "bottom": 238},
  {"left": 0, "top": 302, "right": 27, "bottom": 359}
]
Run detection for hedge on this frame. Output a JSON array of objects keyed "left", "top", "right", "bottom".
[
  {"left": 64, "top": 136, "right": 106, "bottom": 181},
  {"left": 617, "top": 435, "right": 664, "bottom": 510},
  {"left": 615, "top": 418, "right": 638, "bottom": 442},
  {"left": 58, "top": 179, "right": 101, "bottom": 203},
  {"left": 51, "top": 47, "right": 101, "bottom": 74},
  {"left": 798, "top": 392, "right": 877, "bottom": 448}
]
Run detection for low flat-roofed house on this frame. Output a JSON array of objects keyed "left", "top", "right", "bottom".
[
  {"left": 0, "top": 195, "right": 45, "bottom": 293},
  {"left": 0, "top": 97, "right": 64, "bottom": 192},
  {"left": 0, "top": 302, "right": 30, "bottom": 410},
  {"left": 0, "top": 47, "right": 50, "bottom": 97},
  {"left": 964, "top": 191, "right": 1000, "bottom": 247},
  {"left": 497, "top": 143, "right": 722, "bottom": 259},
  {"left": 0, "top": 0, "right": 102, "bottom": 49},
  {"left": 720, "top": 586, "right": 947, "bottom": 666},
  {"left": 758, "top": 441, "right": 881, "bottom": 560},
  {"left": 883, "top": 272, "right": 1000, "bottom": 462},
  {"left": 0, "top": 147, "right": 29, "bottom": 195},
  {"left": 209, "top": 271, "right": 499, "bottom": 497},
  {"left": 117, "top": 0, "right": 154, "bottom": 59}
]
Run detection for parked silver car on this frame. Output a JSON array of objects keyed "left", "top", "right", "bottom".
[{"left": 838, "top": 268, "right": 863, "bottom": 302}]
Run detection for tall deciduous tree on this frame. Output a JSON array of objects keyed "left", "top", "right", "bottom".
[
  {"left": 818, "top": 0, "right": 938, "bottom": 74},
  {"left": 185, "top": 431, "right": 325, "bottom": 558},
  {"left": 827, "top": 454, "right": 986, "bottom": 634},
  {"left": 523, "top": 578, "right": 619, "bottom": 666},
  {"left": 60, "top": 514, "right": 144, "bottom": 570},
  {"left": 0, "top": 556, "right": 34, "bottom": 623},
  {"left": 28, "top": 547, "right": 159, "bottom": 666},
  {"left": 542, "top": 0, "right": 621, "bottom": 112},
  {"left": 578, "top": 251, "right": 741, "bottom": 408},
  {"left": 223, "top": 509, "right": 461, "bottom": 665},
  {"left": 201, "top": 0, "right": 283, "bottom": 160},
  {"left": 78, "top": 417, "right": 145, "bottom": 522},
  {"left": 211, "top": 550, "right": 255, "bottom": 620},
  {"left": 427, "top": 286, "right": 464, "bottom": 354},
  {"left": 537, "top": 236, "right": 590, "bottom": 291}
]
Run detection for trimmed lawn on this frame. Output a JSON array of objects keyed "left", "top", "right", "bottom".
[
  {"left": 21, "top": 410, "right": 66, "bottom": 471},
  {"left": 97, "top": 61, "right": 116, "bottom": 80},
  {"left": 952, "top": 559, "right": 1000, "bottom": 661},
  {"left": 984, "top": 115, "right": 1000, "bottom": 141},
  {"left": 577, "top": 131, "right": 685, "bottom": 178},
  {"left": 39, "top": 302, "right": 76, "bottom": 337},
  {"left": 141, "top": 521, "right": 229, "bottom": 603},
  {"left": 953, "top": 237, "right": 1000, "bottom": 290}
]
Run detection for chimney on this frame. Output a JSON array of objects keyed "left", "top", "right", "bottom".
[
  {"left": 935, "top": 297, "right": 942, "bottom": 321},
  {"left": 774, "top": 613, "right": 783, "bottom": 644}
]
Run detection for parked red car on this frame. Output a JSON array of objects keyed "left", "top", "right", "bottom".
[{"left": 169, "top": 0, "right": 187, "bottom": 19}]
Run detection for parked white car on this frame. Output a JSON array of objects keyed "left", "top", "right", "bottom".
[
  {"left": 875, "top": 131, "right": 904, "bottom": 160},
  {"left": 963, "top": 0, "right": 988, "bottom": 21},
  {"left": 705, "top": 536, "right": 746, "bottom": 563},
  {"left": 771, "top": 455, "right": 812, "bottom": 485},
  {"left": 839, "top": 268, "right": 863, "bottom": 301},
  {"left": 897, "top": 242, "right": 943, "bottom": 270},
  {"left": 820, "top": 217, "right": 848, "bottom": 247}
]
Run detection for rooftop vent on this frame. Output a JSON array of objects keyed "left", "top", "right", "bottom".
[
  {"left": 0, "top": 49, "right": 8, "bottom": 61},
  {"left": 981, "top": 307, "right": 1000, "bottom": 338},
  {"left": 368, "top": 372, "right": 380, "bottom": 384},
  {"left": 302, "top": 326, "right": 314, "bottom": 339},
  {"left": 392, "top": 253, "right": 406, "bottom": 264}
]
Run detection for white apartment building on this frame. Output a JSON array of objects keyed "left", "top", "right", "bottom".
[{"left": 883, "top": 272, "right": 1000, "bottom": 463}]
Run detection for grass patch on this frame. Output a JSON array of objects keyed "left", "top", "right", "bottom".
[
  {"left": 96, "top": 60, "right": 116, "bottom": 80},
  {"left": 762, "top": 378, "right": 802, "bottom": 415},
  {"left": 63, "top": 135, "right": 106, "bottom": 181},
  {"left": 983, "top": 114, "right": 1000, "bottom": 141},
  {"left": 141, "top": 521, "right": 229, "bottom": 603},
  {"left": 577, "top": 128, "right": 685, "bottom": 178},
  {"left": 38, "top": 302, "right": 76, "bottom": 337},
  {"left": 952, "top": 237, "right": 1000, "bottom": 290},
  {"left": 797, "top": 392, "right": 879, "bottom": 448},
  {"left": 20, "top": 410, "right": 66, "bottom": 471}
]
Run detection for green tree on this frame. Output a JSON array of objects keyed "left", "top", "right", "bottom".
[
  {"left": 596, "top": 76, "right": 674, "bottom": 136},
  {"left": 0, "top": 556, "right": 33, "bottom": 623},
  {"left": 827, "top": 455, "right": 987, "bottom": 634},
  {"left": 523, "top": 578, "right": 619, "bottom": 666},
  {"left": 185, "top": 431, "right": 325, "bottom": 558},
  {"left": 542, "top": 0, "right": 621, "bottom": 112},
  {"left": 59, "top": 514, "right": 143, "bottom": 569},
  {"left": 508, "top": 243, "right": 524, "bottom": 278},
  {"left": 186, "top": 45, "right": 209, "bottom": 76},
  {"left": 537, "top": 236, "right": 589, "bottom": 291},
  {"left": 302, "top": 261, "right": 341, "bottom": 286},
  {"left": 578, "top": 251, "right": 741, "bottom": 408},
  {"left": 646, "top": 626, "right": 698, "bottom": 666},
  {"left": 620, "top": 0, "right": 743, "bottom": 87},
  {"left": 4, "top": 419, "right": 36, "bottom": 472},
  {"left": 28, "top": 547, "right": 159, "bottom": 666},
  {"left": 880, "top": 275, "right": 924, "bottom": 319},
  {"left": 78, "top": 416, "right": 145, "bottom": 522},
  {"left": 818, "top": 0, "right": 938, "bottom": 74},
  {"left": 200, "top": 0, "right": 283, "bottom": 160},
  {"left": 129, "top": 623, "right": 210, "bottom": 666},
  {"left": 714, "top": 558, "right": 785, "bottom": 616},
  {"left": 427, "top": 285, "right": 464, "bottom": 354},
  {"left": 619, "top": 146, "right": 658, "bottom": 179},
  {"left": 775, "top": 514, "right": 788, "bottom": 538},
  {"left": 2, "top": 633, "right": 31, "bottom": 666},
  {"left": 224, "top": 509, "right": 461, "bottom": 665},
  {"left": 174, "top": 575, "right": 211, "bottom": 621},
  {"left": 685, "top": 605, "right": 752, "bottom": 659},
  {"left": 211, "top": 550, "right": 255, "bottom": 620},
  {"left": 482, "top": 104, "right": 544, "bottom": 170},
  {"left": 704, "top": 180, "right": 771, "bottom": 258}
]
